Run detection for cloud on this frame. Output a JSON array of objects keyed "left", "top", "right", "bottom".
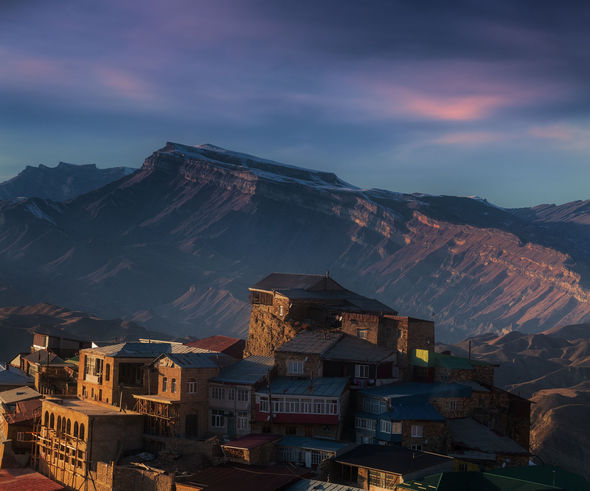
[{"left": 433, "top": 131, "right": 504, "bottom": 145}]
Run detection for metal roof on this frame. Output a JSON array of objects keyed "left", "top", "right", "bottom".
[
  {"left": 382, "top": 403, "right": 445, "bottom": 422},
  {"left": 286, "top": 479, "right": 363, "bottom": 491},
  {"left": 277, "top": 330, "right": 342, "bottom": 355},
  {"left": 22, "top": 350, "right": 66, "bottom": 366},
  {"left": 222, "top": 433, "right": 282, "bottom": 449},
  {"left": 323, "top": 334, "right": 396, "bottom": 363},
  {"left": 211, "top": 356, "right": 274, "bottom": 385},
  {"left": 336, "top": 444, "right": 452, "bottom": 475},
  {"left": 185, "top": 335, "right": 245, "bottom": 359},
  {"left": 0, "top": 386, "right": 41, "bottom": 404},
  {"left": 3, "top": 399, "right": 42, "bottom": 424},
  {"left": 250, "top": 273, "right": 346, "bottom": 292},
  {"left": 0, "top": 365, "right": 34, "bottom": 387},
  {"left": 154, "top": 352, "right": 234, "bottom": 369},
  {"left": 277, "top": 436, "right": 352, "bottom": 453},
  {"left": 447, "top": 418, "right": 528, "bottom": 455},
  {"left": 258, "top": 377, "right": 349, "bottom": 397},
  {"left": 360, "top": 382, "right": 473, "bottom": 401},
  {"left": 82, "top": 342, "right": 203, "bottom": 358}
]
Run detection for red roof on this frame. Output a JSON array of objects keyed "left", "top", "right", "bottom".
[
  {"left": 3, "top": 399, "right": 42, "bottom": 424},
  {"left": 183, "top": 464, "right": 304, "bottom": 491},
  {"left": 186, "top": 335, "right": 245, "bottom": 359},
  {"left": 0, "top": 468, "right": 63, "bottom": 491},
  {"left": 222, "top": 433, "right": 282, "bottom": 450}
]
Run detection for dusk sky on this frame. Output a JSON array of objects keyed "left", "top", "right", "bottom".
[{"left": 2, "top": 1, "right": 590, "bottom": 207}]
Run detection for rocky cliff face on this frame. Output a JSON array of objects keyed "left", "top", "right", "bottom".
[
  {"left": 0, "top": 161, "right": 135, "bottom": 202},
  {"left": 0, "top": 142, "right": 590, "bottom": 344}
]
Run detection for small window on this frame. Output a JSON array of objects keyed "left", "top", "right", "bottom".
[
  {"left": 357, "top": 328, "right": 368, "bottom": 340},
  {"left": 16, "top": 432, "right": 25, "bottom": 442},
  {"left": 355, "top": 364, "right": 369, "bottom": 379},
  {"left": 237, "top": 389, "right": 248, "bottom": 402},
  {"left": 237, "top": 411, "right": 248, "bottom": 431},
  {"left": 187, "top": 379, "right": 197, "bottom": 393},
  {"left": 50, "top": 414, "right": 54, "bottom": 429},
  {"left": 288, "top": 359, "right": 304, "bottom": 375},
  {"left": 211, "top": 409, "right": 224, "bottom": 428},
  {"left": 411, "top": 425, "right": 423, "bottom": 438},
  {"left": 57, "top": 416, "right": 62, "bottom": 433},
  {"left": 391, "top": 422, "right": 402, "bottom": 434},
  {"left": 44, "top": 411, "right": 49, "bottom": 427},
  {"left": 105, "top": 364, "right": 110, "bottom": 382},
  {"left": 450, "top": 400, "right": 457, "bottom": 410},
  {"left": 162, "top": 377, "right": 168, "bottom": 392},
  {"left": 74, "top": 422, "right": 78, "bottom": 438},
  {"left": 380, "top": 420, "right": 392, "bottom": 434},
  {"left": 211, "top": 386, "right": 225, "bottom": 400},
  {"left": 79, "top": 424, "right": 85, "bottom": 441},
  {"left": 66, "top": 419, "right": 71, "bottom": 434},
  {"left": 171, "top": 378, "right": 177, "bottom": 393}
]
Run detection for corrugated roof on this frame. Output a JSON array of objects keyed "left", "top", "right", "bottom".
[
  {"left": 277, "top": 330, "right": 342, "bottom": 355},
  {"left": 3, "top": 399, "right": 42, "bottom": 424},
  {"left": 186, "top": 464, "right": 303, "bottom": 491},
  {"left": 0, "top": 386, "right": 41, "bottom": 404},
  {"left": 258, "top": 377, "right": 348, "bottom": 397},
  {"left": 155, "top": 352, "right": 234, "bottom": 369},
  {"left": 360, "top": 382, "right": 472, "bottom": 401},
  {"left": 286, "top": 479, "right": 363, "bottom": 491},
  {"left": 82, "top": 342, "right": 202, "bottom": 358},
  {"left": 211, "top": 356, "right": 274, "bottom": 385},
  {"left": 336, "top": 444, "right": 452, "bottom": 475},
  {"left": 447, "top": 418, "right": 528, "bottom": 455},
  {"left": 278, "top": 436, "right": 352, "bottom": 453},
  {"left": 323, "top": 334, "right": 396, "bottom": 363},
  {"left": 186, "top": 335, "right": 245, "bottom": 359}
]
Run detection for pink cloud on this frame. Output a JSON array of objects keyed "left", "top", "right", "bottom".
[
  {"left": 95, "top": 66, "right": 154, "bottom": 101},
  {"left": 402, "top": 93, "right": 508, "bottom": 121},
  {"left": 529, "top": 124, "right": 576, "bottom": 141}
]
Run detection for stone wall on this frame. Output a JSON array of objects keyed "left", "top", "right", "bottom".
[
  {"left": 401, "top": 420, "right": 448, "bottom": 453},
  {"left": 274, "top": 352, "right": 323, "bottom": 378},
  {"left": 244, "top": 304, "right": 302, "bottom": 357}
]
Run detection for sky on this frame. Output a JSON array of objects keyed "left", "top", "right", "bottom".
[{"left": 1, "top": 0, "right": 590, "bottom": 207}]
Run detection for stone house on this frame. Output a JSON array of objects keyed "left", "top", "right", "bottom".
[
  {"left": 34, "top": 398, "right": 143, "bottom": 490},
  {"left": 133, "top": 352, "right": 235, "bottom": 440},
  {"left": 253, "top": 376, "right": 349, "bottom": 439},
  {"left": 77, "top": 341, "right": 201, "bottom": 409},
  {"left": 20, "top": 350, "right": 76, "bottom": 396},
  {"left": 32, "top": 328, "right": 92, "bottom": 360},
  {"left": 244, "top": 273, "right": 398, "bottom": 357},
  {"left": 208, "top": 355, "right": 274, "bottom": 438}
]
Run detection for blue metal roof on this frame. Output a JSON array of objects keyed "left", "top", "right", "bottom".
[
  {"left": 211, "top": 356, "right": 274, "bottom": 385},
  {"left": 286, "top": 479, "right": 363, "bottom": 491},
  {"left": 360, "top": 382, "right": 472, "bottom": 401},
  {"left": 258, "top": 377, "right": 348, "bottom": 397},
  {"left": 382, "top": 403, "right": 445, "bottom": 422},
  {"left": 278, "top": 436, "right": 351, "bottom": 453}
]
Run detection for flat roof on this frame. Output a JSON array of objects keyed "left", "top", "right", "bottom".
[
  {"left": 0, "top": 386, "right": 41, "bottom": 405},
  {"left": 43, "top": 398, "right": 140, "bottom": 417},
  {"left": 0, "top": 468, "right": 64, "bottom": 491},
  {"left": 336, "top": 444, "right": 452, "bottom": 476},
  {"left": 222, "top": 433, "right": 282, "bottom": 450}
]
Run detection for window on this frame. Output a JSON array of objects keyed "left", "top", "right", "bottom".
[
  {"left": 301, "top": 399, "right": 312, "bottom": 413},
  {"left": 286, "top": 398, "right": 299, "bottom": 413},
  {"left": 272, "top": 397, "right": 284, "bottom": 414},
  {"left": 237, "top": 389, "right": 248, "bottom": 402},
  {"left": 16, "top": 432, "right": 24, "bottom": 442},
  {"left": 391, "top": 422, "right": 402, "bottom": 434},
  {"left": 449, "top": 400, "right": 457, "bottom": 411},
  {"left": 355, "top": 417, "right": 376, "bottom": 431},
  {"left": 162, "top": 377, "right": 168, "bottom": 392},
  {"left": 313, "top": 399, "right": 325, "bottom": 414},
  {"left": 380, "top": 419, "right": 392, "bottom": 434},
  {"left": 187, "top": 379, "right": 197, "bottom": 393},
  {"left": 355, "top": 364, "right": 369, "bottom": 379},
  {"left": 211, "top": 409, "right": 224, "bottom": 428},
  {"left": 259, "top": 397, "right": 269, "bottom": 412},
  {"left": 288, "top": 359, "right": 304, "bottom": 375},
  {"left": 79, "top": 424, "right": 85, "bottom": 441},
  {"left": 279, "top": 305, "right": 284, "bottom": 316},
  {"left": 44, "top": 411, "right": 49, "bottom": 427},
  {"left": 357, "top": 328, "right": 368, "bottom": 340},
  {"left": 50, "top": 414, "right": 54, "bottom": 429},
  {"left": 57, "top": 416, "right": 62, "bottom": 434},
  {"left": 66, "top": 419, "right": 71, "bottom": 435},
  {"left": 237, "top": 411, "right": 248, "bottom": 430},
  {"left": 171, "top": 378, "right": 177, "bottom": 393},
  {"left": 362, "top": 398, "right": 386, "bottom": 414},
  {"left": 311, "top": 450, "right": 322, "bottom": 465},
  {"left": 326, "top": 399, "right": 338, "bottom": 415},
  {"left": 411, "top": 425, "right": 423, "bottom": 438},
  {"left": 369, "top": 470, "right": 397, "bottom": 490},
  {"left": 211, "top": 386, "right": 225, "bottom": 400},
  {"left": 73, "top": 422, "right": 78, "bottom": 438},
  {"left": 82, "top": 386, "right": 87, "bottom": 397},
  {"left": 105, "top": 364, "right": 110, "bottom": 382},
  {"left": 228, "top": 388, "right": 235, "bottom": 400}
]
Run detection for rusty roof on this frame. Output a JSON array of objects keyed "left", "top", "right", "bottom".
[
  {"left": 0, "top": 386, "right": 41, "bottom": 405},
  {"left": 185, "top": 335, "right": 245, "bottom": 359},
  {"left": 3, "top": 399, "right": 42, "bottom": 424}
]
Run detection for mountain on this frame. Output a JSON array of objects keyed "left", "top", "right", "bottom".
[
  {"left": 0, "top": 303, "right": 171, "bottom": 361},
  {"left": 0, "top": 142, "right": 590, "bottom": 342},
  {"left": 440, "top": 324, "right": 590, "bottom": 479},
  {"left": 0, "top": 162, "right": 135, "bottom": 202}
]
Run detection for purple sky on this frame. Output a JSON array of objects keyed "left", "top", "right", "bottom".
[{"left": 1, "top": 0, "right": 590, "bottom": 207}]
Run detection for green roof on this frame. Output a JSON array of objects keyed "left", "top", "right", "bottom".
[
  {"left": 411, "top": 349, "right": 492, "bottom": 370},
  {"left": 399, "top": 467, "right": 590, "bottom": 491}
]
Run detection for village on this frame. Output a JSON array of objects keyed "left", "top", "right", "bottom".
[{"left": 0, "top": 273, "right": 587, "bottom": 491}]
